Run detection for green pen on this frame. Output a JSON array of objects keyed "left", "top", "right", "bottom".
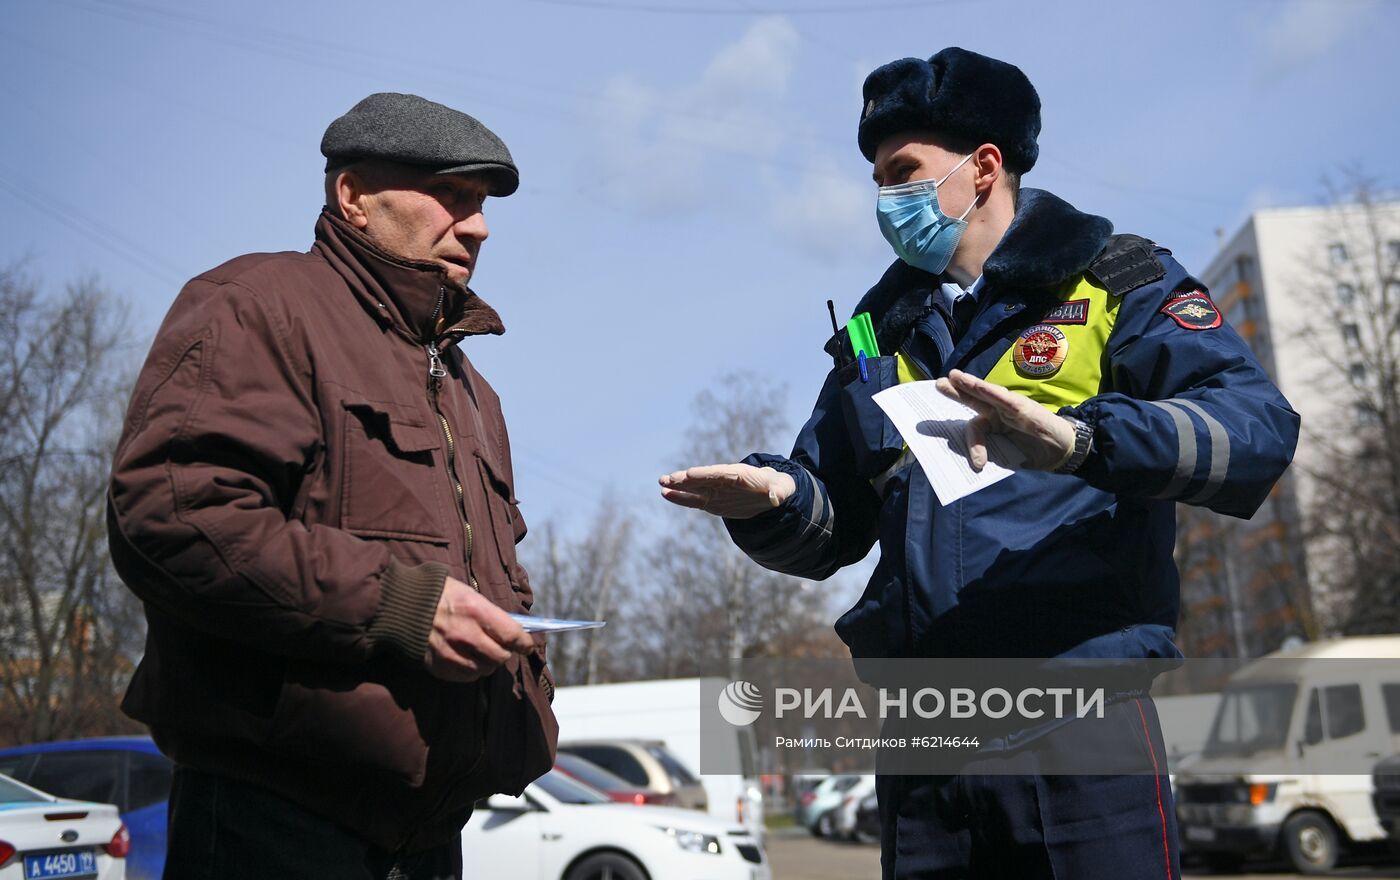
[{"left": 846, "top": 312, "right": 880, "bottom": 381}]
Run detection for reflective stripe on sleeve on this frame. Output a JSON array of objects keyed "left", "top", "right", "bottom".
[
  {"left": 871, "top": 447, "right": 915, "bottom": 499},
  {"left": 1146, "top": 400, "right": 1196, "bottom": 499},
  {"left": 808, "top": 466, "right": 832, "bottom": 533},
  {"left": 1163, "top": 398, "right": 1231, "bottom": 505}
]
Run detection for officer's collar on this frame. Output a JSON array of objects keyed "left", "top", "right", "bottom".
[{"left": 980, "top": 188, "right": 1114, "bottom": 292}]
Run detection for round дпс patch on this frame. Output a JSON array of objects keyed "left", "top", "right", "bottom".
[{"left": 1013, "top": 324, "right": 1068, "bottom": 377}]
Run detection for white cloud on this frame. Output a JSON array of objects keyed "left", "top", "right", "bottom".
[
  {"left": 582, "top": 16, "right": 799, "bottom": 215},
  {"left": 700, "top": 16, "right": 799, "bottom": 102},
  {"left": 582, "top": 16, "right": 887, "bottom": 267},
  {"left": 767, "top": 156, "right": 885, "bottom": 264},
  {"left": 1245, "top": 186, "right": 1286, "bottom": 212},
  {"left": 1258, "top": 0, "right": 1380, "bottom": 75}
]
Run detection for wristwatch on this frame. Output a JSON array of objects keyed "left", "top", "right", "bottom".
[{"left": 1054, "top": 416, "right": 1095, "bottom": 474}]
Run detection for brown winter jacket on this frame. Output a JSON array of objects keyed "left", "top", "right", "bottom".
[{"left": 107, "top": 210, "right": 557, "bottom": 851}]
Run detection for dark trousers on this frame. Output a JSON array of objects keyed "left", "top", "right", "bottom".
[
  {"left": 164, "top": 767, "right": 463, "bottom": 880},
  {"left": 877, "top": 698, "right": 1181, "bottom": 880}
]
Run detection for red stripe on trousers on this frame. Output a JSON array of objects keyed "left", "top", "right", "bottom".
[{"left": 1134, "top": 698, "right": 1174, "bottom": 880}]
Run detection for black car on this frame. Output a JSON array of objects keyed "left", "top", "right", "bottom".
[{"left": 854, "top": 791, "right": 880, "bottom": 844}]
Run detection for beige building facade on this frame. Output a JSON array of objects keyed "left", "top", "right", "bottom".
[{"left": 1176, "top": 200, "right": 1400, "bottom": 656}]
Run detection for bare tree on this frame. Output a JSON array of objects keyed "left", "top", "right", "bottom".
[
  {"left": 1294, "top": 170, "right": 1400, "bottom": 634},
  {"left": 629, "top": 372, "right": 837, "bottom": 680},
  {"left": 0, "top": 267, "right": 145, "bottom": 745},
  {"left": 520, "top": 495, "right": 636, "bottom": 686}
]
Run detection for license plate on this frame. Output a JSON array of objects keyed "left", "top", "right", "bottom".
[
  {"left": 23, "top": 850, "right": 97, "bottom": 880},
  {"left": 1185, "top": 826, "right": 1217, "bottom": 843}
]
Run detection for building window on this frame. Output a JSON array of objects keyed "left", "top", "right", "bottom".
[
  {"left": 1342, "top": 323, "right": 1361, "bottom": 347},
  {"left": 1329, "top": 243, "right": 1349, "bottom": 265},
  {"left": 1388, "top": 280, "right": 1400, "bottom": 302},
  {"left": 1388, "top": 240, "right": 1400, "bottom": 264},
  {"left": 1235, "top": 254, "right": 1255, "bottom": 284},
  {"left": 1240, "top": 287, "right": 1259, "bottom": 323},
  {"left": 1355, "top": 403, "right": 1380, "bottom": 427},
  {"left": 1348, "top": 362, "right": 1367, "bottom": 384},
  {"left": 1336, "top": 283, "right": 1356, "bottom": 306}
]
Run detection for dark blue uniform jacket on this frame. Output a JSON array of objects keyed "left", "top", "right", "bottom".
[{"left": 726, "top": 189, "right": 1300, "bottom": 661}]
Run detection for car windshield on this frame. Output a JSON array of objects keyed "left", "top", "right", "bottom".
[
  {"left": 644, "top": 745, "right": 698, "bottom": 786},
  {"left": 554, "top": 753, "right": 634, "bottom": 792},
  {"left": 1204, "top": 684, "right": 1298, "bottom": 757},
  {"left": 534, "top": 769, "right": 613, "bottom": 805},
  {"left": 0, "top": 775, "right": 46, "bottom": 804}
]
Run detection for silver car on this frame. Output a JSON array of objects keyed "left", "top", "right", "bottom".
[
  {"left": 797, "top": 774, "right": 865, "bottom": 837},
  {"left": 558, "top": 740, "right": 708, "bottom": 811}
]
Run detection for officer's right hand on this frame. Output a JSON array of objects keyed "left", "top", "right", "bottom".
[
  {"left": 658, "top": 464, "right": 797, "bottom": 519},
  {"left": 425, "top": 577, "right": 535, "bottom": 682}
]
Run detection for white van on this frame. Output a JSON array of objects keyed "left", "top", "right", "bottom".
[
  {"left": 1174, "top": 636, "right": 1400, "bottom": 874},
  {"left": 550, "top": 677, "right": 765, "bottom": 842}
]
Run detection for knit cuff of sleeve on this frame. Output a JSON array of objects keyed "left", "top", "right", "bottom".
[{"left": 369, "top": 557, "right": 449, "bottom": 666}]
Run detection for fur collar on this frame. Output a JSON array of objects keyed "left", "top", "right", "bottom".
[{"left": 982, "top": 188, "right": 1113, "bottom": 291}]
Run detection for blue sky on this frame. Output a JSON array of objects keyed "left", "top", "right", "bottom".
[{"left": 4, "top": 0, "right": 1398, "bottom": 589}]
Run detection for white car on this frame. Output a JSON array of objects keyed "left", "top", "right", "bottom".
[
  {"left": 463, "top": 769, "right": 770, "bottom": 880},
  {"left": 832, "top": 775, "right": 877, "bottom": 841},
  {"left": 798, "top": 774, "right": 863, "bottom": 837},
  {"left": 0, "top": 773, "right": 127, "bottom": 880}
]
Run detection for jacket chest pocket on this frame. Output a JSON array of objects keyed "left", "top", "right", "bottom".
[
  {"left": 338, "top": 397, "right": 451, "bottom": 544},
  {"left": 837, "top": 355, "right": 906, "bottom": 479},
  {"left": 471, "top": 448, "right": 523, "bottom": 598}
]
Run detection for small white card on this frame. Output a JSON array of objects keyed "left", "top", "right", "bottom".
[
  {"left": 509, "top": 613, "right": 607, "bottom": 634},
  {"left": 872, "top": 380, "right": 1026, "bottom": 505}
]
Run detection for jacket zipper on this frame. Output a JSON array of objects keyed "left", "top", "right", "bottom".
[
  {"left": 401, "top": 288, "right": 493, "bottom": 850},
  {"left": 425, "top": 287, "right": 480, "bottom": 592}
]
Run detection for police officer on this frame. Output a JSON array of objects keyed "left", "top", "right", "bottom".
[{"left": 660, "top": 47, "right": 1298, "bottom": 878}]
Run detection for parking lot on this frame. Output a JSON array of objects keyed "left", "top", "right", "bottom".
[
  {"left": 765, "top": 828, "right": 880, "bottom": 879},
  {"left": 764, "top": 829, "right": 1400, "bottom": 880}
]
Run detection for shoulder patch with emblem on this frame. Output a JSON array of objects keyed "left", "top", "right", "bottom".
[
  {"left": 1161, "top": 290, "right": 1222, "bottom": 330},
  {"left": 1041, "top": 299, "right": 1089, "bottom": 325}
]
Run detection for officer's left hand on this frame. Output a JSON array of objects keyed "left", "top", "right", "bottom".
[{"left": 935, "top": 370, "right": 1075, "bottom": 472}]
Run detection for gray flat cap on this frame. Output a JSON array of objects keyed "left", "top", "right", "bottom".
[{"left": 321, "top": 92, "right": 519, "bottom": 196}]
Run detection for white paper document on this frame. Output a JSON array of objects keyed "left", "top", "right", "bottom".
[
  {"left": 509, "top": 613, "right": 607, "bottom": 634},
  {"left": 872, "top": 380, "right": 1027, "bottom": 506}
]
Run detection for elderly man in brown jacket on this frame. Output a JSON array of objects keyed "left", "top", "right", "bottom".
[{"left": 107, "top": 92, "right": 556, "bottom": 879}]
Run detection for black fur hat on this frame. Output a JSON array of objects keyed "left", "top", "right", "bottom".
[{"left": 858, "top": 47, "right": 1041, "bottom": 173}]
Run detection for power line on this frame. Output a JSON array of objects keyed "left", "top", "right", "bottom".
[
  {"left": 19, "top": 0, "right": 1254, "bottom": 256},
  {"left": 26, "top": 1, "right": 868, "bottom": 193},
  {"left": 731, "top": 0, "right": 863, "bottom": 63},
  {"left": 0, "top": 162, "right": 188, "bottom": 289},
  {"left": 55, "top": 0, "right": 851, "bottom": 153},
  {"left": 511, "top": 446, "right": 609, "bottom": 503},
  {"left": 524, "top": 0, "right": 966, "bottom": 13},
  {"left": 0, "top": 27, "right": 302, "bottom": 148},
  {"left": 1038, "top": 155, "right": 1240, "bottom": 211}
]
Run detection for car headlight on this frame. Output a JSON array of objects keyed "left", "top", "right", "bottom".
[{"left": 657, "top": 826, "right": 722, "bottom": 855}]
